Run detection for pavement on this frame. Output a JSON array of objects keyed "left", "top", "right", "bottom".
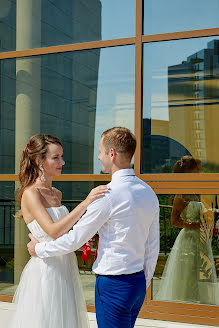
[
  {"left": 87, "top": 312, "right": 216, "bottom": 327},
  {"left": 0, "top": 302, "right": 215, "bottom": 328},
  {"left": 0, "top": 272, "right": 217, "bottom": 327}
]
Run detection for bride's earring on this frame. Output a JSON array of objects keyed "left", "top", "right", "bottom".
[{"left": 40, "top": 165, "right": 46, "bottom": 182}]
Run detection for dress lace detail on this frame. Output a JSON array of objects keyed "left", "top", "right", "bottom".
[{"left": 10, "top": 206, "right": 89, "bottom": 328}]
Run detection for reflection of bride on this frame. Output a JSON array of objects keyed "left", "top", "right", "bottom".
[{"left": 155, "top": 156, "right": 218, "bottom": 304}]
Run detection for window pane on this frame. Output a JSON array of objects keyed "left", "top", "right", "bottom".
[
  {"left": 144, "top": 0, "right": 219, "bottom": 35},
  {"left": 0, "top": 45, "right": 135, "bottom": 174},
  {"left": 0, "top": 182, "right": 15, "bottom": 296},
  {"left": 153, "top": 194, "right": 219, "bottom": 305},
  {"left": 142, "top": 36, "right": 219, "bottom": 173},
  {"left": 0, "top": 181, "right": 107, "bottom": 306},
  {"left": 0, "top": 0, "right": 135, "bottom": 52}
]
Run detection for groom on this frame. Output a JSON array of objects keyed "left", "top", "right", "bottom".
[{"left": 28, "top": 127, "right": 160, "bottom": 328}]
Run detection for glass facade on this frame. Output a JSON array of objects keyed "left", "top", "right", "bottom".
[
  {"left": 0, "top": 46, "right": 135, "bottom": 174},
  {"left": 153, "top": 194, "right": 219, "bottom": 305},
  {"left": 0, "top": 0, "right": 135, "bottom": 52},
  {"left": 144, "top": 0, "right": 219, "bottom": 35},
  {"left": 0, "top": 182, "right": 15, "bottom": 296},
  {"left": 0, "top": 0, "right": 218, "bottom": 324},
  {"left": 142, "top": 36, "right": 219, "bottom": 173}
]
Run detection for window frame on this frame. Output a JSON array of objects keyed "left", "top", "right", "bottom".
[{"left": 0, "top": 0, "right": 218, "bottom": 325}]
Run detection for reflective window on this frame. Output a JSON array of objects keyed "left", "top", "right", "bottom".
[
  {"left": 144, "top": 0, "right": 219, "bottom": 35},
  {"left": 0, "top": 181, "right": 107, "bottom": 305},
  {"left": 0, "top": 182, "right": 15, "bottom": 296},
  {"left": 153, "top": 194, "right": 219, "bottom": 305},
  {"left": 142, "top": 36, "right": 219, "bottom": 173},
  {"left": 0, "top": 45, "right": 135, "bottom": 174},
  {"left": 0, "top": 0, "right": 135, "bottom": 52}
]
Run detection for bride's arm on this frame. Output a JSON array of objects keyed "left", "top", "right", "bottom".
[
  {"left": 171, "top": 195, "right": 199, "bottom": 229},
  {"left": 22, "top": 186, "right": 108, "bottom": 239},
  {"left": 171, "top": 195, "right": 186, "bottom": 228}
]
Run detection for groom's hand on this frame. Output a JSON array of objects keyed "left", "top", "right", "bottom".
[{"left": 27, "top": 233, "right": 39, "bottom": 257}]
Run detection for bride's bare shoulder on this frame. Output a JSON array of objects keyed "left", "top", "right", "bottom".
[
  {"left": 21, "top": 186, "right": 42, "bottom": 220},
  {"left": 22, "top": 185, "right": 41, "bottom": 204}
]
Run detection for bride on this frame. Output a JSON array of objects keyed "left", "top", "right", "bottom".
[
  {"left": 155, "top": 156, "right": 218, "bottom": 305},
  {"left": 10, "top": 134, "right": 108, "bottom": 328}
]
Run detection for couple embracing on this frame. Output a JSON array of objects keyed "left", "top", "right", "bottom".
[{"left": 10, "top": 127, "right": 160, "bottom": 328}]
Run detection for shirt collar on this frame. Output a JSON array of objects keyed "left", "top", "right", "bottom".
[{"left": 111, "top": 168, "right": 135, "bottom": 182}]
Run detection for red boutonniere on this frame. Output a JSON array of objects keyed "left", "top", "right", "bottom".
[{"left": 81, "top": 244, "right": 95, "bottom": 263}]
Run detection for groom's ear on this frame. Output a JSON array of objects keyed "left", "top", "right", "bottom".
[{"left": 109, "top": 148, "right": 117, "bottom": 160}]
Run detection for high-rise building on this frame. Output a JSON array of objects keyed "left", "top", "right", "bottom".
[{"left": 168, "top": 40, "right": 219, "bottom": 170}]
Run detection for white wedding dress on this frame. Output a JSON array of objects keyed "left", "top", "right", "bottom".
[
  {"left": 10, "top": 205, "right": 89, "bottom": 328},
  {"left": 155, "top": 201, "right": 218, "bottom": 305}
]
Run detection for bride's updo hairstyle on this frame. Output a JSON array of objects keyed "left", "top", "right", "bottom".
[
  {"left": 173, "top": 155, "right": 202, "bottom": 173},
  {"left": 170, "top": 155, "right": 202, "bottom": 205},
  {"left": 17, "top": 134, "right": 62, "bottom": 201}
]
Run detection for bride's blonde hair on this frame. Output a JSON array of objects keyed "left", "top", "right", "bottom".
[{"left": 17, "top": 134, "right": 62, "bottom": 202}]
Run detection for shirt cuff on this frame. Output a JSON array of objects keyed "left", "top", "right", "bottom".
[{"left": 35, "top": 242, "right": 47, "bottom": 258}]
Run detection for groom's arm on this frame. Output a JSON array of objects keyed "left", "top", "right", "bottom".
[{"left": 35, "top": 195, "right": 111, "bottom": 258}]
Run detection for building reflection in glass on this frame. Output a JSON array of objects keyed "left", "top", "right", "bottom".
[
  {"left": 168, "top": 40, "right": 219, "bottom": 172},
  {"left": 142, "top": 38, "right": 219, "bottom": 173},
  {"left": 0, "top": 0, "right": 135, "bottom": 52}
]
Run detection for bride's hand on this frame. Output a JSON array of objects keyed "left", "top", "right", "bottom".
[{"left": 85, "top": 185, "right": 109, "bottom": 206}]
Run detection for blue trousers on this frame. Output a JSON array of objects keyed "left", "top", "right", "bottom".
[{"left": 95, "top": 271, "right": 146, "bottom": 328}]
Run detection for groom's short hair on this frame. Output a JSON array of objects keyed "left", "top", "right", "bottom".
[{"left": 101, "top": 127, "right": 136, "bottom": 159}]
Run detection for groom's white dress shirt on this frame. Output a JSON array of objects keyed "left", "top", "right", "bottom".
[{"left": 36, "top": 169, "right": 160, "bottom": 288}]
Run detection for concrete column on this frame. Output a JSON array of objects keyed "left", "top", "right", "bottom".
[{"left": 14, "top": 0, "right": 41, "bottom": 284}]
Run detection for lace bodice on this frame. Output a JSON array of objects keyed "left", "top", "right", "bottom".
[
  {"left": 180, "top": 201, "right": 202, "bottom": 224},
  {"left": 27, "top": 205, "right": 69, "bottom": 242}
]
